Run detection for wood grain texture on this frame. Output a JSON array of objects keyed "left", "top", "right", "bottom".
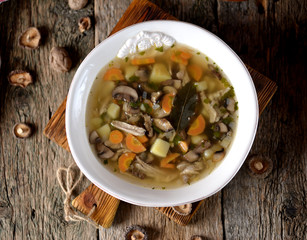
[
  {"left": 72, "top": 184, "right": 120, "bottom": 228},
  {"left": 1, "top": 0, "right": 306, "bottom": 240}
]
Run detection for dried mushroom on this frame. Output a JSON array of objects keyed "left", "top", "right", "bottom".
[
  {"left": 13, "top": 123, "right": 32, "bottom": 139},
  {"left": 49, "top": 47, "right": 72, "bottom": 72},
  {"left": 191, "top": 236, "right": 204, "bottom": 240},
  {"left": 8, "top": 70, "right": 33, "bottom": 88},
  {"left": 125, "top": 225, "right": 148, "bottom": 240},
  {"left": 172, "top": 203, "right": 192, "bottom": 216},
  {"left": 247, "top": 155, "right": 273, "bottom": 179},
  {"left": 18, "top": 27, "right": 41, "bottom": 49},
  {"left": 78, "top": 17, "right": 91, "bottom": 33},
  {"left": 68, "top": 0, "right": 88, "bottom": 10}
]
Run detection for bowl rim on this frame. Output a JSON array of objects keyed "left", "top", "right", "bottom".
[{"left": 66, "top": 20, "right": 259, "bottom": 207}]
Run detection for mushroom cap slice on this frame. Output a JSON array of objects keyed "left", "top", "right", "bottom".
[
  {"left": 18, "top": 27, "right": 41, "bottom": 49},
  {"left": 212, "top": 149, "right": 225, "bottom": 162},
  {"left": 8, "top": 70, "right": 33, "bottom": 88},
  {"left": 111, "top": 121, "right": 146, "bottom": 136},
  {"left": 68, "top": 0, "right": 88, "bottom": 10},
  {"left": 13, "top": 123, "right": 32, "bottom": 139},
  {"left": 78, "top": 17, "right": 91, "bottom": 33},
  {"left": 89, "top": 131, "right": 100, "bottom": 144},
  {"left": 49, "top": 47, "right": 72, "bottom": 72},
  {"left": 112, "top": 86, "right": 138, "bottom": 102},
  {"left": 95, "top": 142, "right": 114, "bottom": 159},
  {"left": 125, "top": 225, "right": 148, "bottom": 240},
  {"left": 172, "top": 203, "right": 192, "bottom": 216},
  {"left": 247, "top": 155, "right": 273, "bottom": 178}
]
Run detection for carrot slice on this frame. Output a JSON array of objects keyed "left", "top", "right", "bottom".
[
  {"left": 187, "top": 64, "right": 203, "bottom": 81},
  {"left": 131, "top": 58, "right": 155, "bottom": 65},
  {"left": 178, "top": 141, "right": 189, "bottom": 153},
  {"left": 126, "top": 133, "right": 146, "bottom": 153},
  {"left": 118, "top": 152, "right": 136, "bottom": 172},
  {"left": 187, "top": 115, "right": 206, "bottom": 136},
  {"left": 103, "top": 68, "right": 125, "bottom": 81},
  {"left": 161, "top": 93, "right": 175, "bottom": 114},
  {"left": 136, "top": 135, "right": 148, "bottom": 144},
  {"left": 109, "top": 130, "right": 124, "bottom": 144},
  {"left": 170, "top": 50, "right": 192, "bottom": 66},
  {"left": 160, "top": 153, "right": 180, "bottom": 169}
]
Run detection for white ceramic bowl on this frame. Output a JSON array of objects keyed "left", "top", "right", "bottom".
[{"left": 66, "top": 20, "right": 258, "bottom": 207}]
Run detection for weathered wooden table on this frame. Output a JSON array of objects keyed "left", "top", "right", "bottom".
[{"left": 0, "top": 0, "right": 306, "bottom": 239}]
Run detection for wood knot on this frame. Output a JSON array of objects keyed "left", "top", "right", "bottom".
[{"left": 83, "top": 192, "right": 97, "bottom": 209}]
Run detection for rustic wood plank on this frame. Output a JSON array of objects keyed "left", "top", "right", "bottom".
[
  {"left": 0, "top": 0, "right": 97, "bottom": 239},
  {"left": 72, "top": 184, "right": 120, "bottom": 228}
]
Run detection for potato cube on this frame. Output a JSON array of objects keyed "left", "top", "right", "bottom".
[
  {"left": 195, "top": 80, "right": 208, "bottom": 92},
  {"left": 96, "top": 124, "right": 111, "bottom": 141},
  {"left": 125, "top": 66, "right": 138, "bottom": 80},
  {"left": 90, "top": 117, "right": 103, "bottom": 129},
  {"left": 107, "top": 103, "right": 120, "bottom": 119},
  {"left": 149, "top": 63, "right": 171, "bottom": 83},
  {"left": 150, "top": 138, "right": 170, "bottom": 158}
]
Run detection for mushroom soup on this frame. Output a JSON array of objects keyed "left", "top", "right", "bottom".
[{"left": 86, "top": 43, "right": 238, "bottom": 189}]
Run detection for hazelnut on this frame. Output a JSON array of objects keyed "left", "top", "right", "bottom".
[
  {"left": 49, "top": 47, "right": 72, "bottom": 72},
  {"left": 8, "top": 70, "right": 33, "bottom": 88},
  {"left": 13, "top": 123, "right": 32, "bottom": 139},
  {"left": 247, "top": 155, "right": 273, "bottom": 179},
  {"left": 172, "top": 203, "right": 192, "bottom": 216},
  {"left": 125, "top": 225, "right": 148, "bottom": 240},
  {"left": 78, "top": 17, "right": 91, "bottom": 33},
  {"left": 19, "top": 27, "right": 41, "bottom": 49},
  {"left": 68, "top": 0, "right": 88, "bottom": 10}
]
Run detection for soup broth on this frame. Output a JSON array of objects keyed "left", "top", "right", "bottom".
[{"left": 86, "top": 43, "right": 238, "bottom": 189}]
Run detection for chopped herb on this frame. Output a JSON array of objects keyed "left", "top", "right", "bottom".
[
  {"left": 128, "top": 75, "right": 140, "bottom": 82},
  {"left": 235, "top": 102, "right": 239, "bottom": 111},
  {"left": 153, "top": 125, "right": 163, "bottom": 133},
  {"left": 222, "top": 117, "right": 233, "bottom": 125},
  {"left": 100, "top": 112, "right": 107, "bottom": 119},
  {"left": 103, "top": 160, "right": 108, "bottom": 165},
  {"left": 171, "top": 44, "right": 175, "bottom": 48},
  {"left": 213, "top": 131, "right": 221, "bottom": 138},
  {"left": 213, "top": 103, "right": 218, "bottom": 108},
  {"left": 155, "top": 46, "right": 163, "bottom": 52},
  {"left": 187, "top": 182, "right": 191, "bottom": 185},
  {"left": 197, "top": 52, "right": 200, "bottom": 55},
  {"left": 220, "top": 107, "right": 227, "bottom": 114},
  {"left": 162, "top": 187, "right": 166, "bottom": 190},
  {"left": 152, "top": 187, "right": 155, "bottom": 190},
  {"left": 117, "top": 100, "right": 124, "bottom": 105},
  {"left": 139, "top": 51, "right": 145, "bottom": 56},
  {"left": 221, "top": 87, "right": 235, "bottom": 100},
  {"left": 143, "top": 103, "right": 153, "bottom": 114},
  {"left": 125, "top": 57, "right": 129, "bottom": 62},
  {"left": 205, "top": 56, "right": 209, "bottom": 61},
  {"left": 220, "top": 77, "right": 231, "bottom": 88},
  {"left": 203, "top": 98, "right": 210, "bottom": 104},
  {"left": 108, "top": 61, "right": 114, "bottom": 67},
  {"left": 173, "top": 134, "right": 182, "bottom": 145},
  {"left": 215, "top": 66, "right": 219, "bottom": 72},
  {"left": 130, "top": 101, "right": 141, "bottom": 108},
  {"left": 113, "top": 168, "right": 117, "bottom": 172}
]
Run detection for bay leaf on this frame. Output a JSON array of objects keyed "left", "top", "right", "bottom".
[{"left": 169, "top": 81, "right": 198, "bottom": 131}]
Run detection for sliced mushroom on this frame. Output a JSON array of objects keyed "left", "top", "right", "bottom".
[
  {"left": 181, "top": 165, "right": 199, "bottom": 175},
  {"left": 208, "top": 64, "right": 222, "bottom": 79},
  {"left": 247, "top": 155, "right": 273, "bottom": 178},
  {"left": 143, "top": 114, "right": 153, "bottom": 137},
  {"left": 163, "top": 86, "right": 177, "bottom": 94},
  {"left": 126, "top": 115, "right": 141, "bottom": 124},
  {"left": 8, "top": 70, "right": 33, "bottom": 88},
  {"left": 153, "top": 118, "right": 174, "bottom": 132},
  {"left": 125, "top": 225, "right": 148, "bottom": 240},
  {"left": 225, "top": 98, "right": 236, "bottom": 112},
  {"left": 193, "top": 141, "right": 211, "bottom": 154},
  {"left": 152, "top": 108, "right": 170, "bottom": 118},
  {"left": 200, "top": 91, "right": 218, "bottom": 123},
  {"left": 112, "top": 86, "right": 138, "bottom": 102},
  {"left": 111, "top": 120, "right": 146, "bottom": 136},
  {"left": 18, "top": 27, "right": 41, "bottom": 49},
  {"left": 161, "top": 79, "right": 182, "bottom": 89},
  {"left": 183, "top": 150, "right": 199, "bottom": 162},
  {"left": 104, "top": 140, "right": 122, "bottom": 150},
  {"left": 172, "top": 203, "right": 192, "bottom": 216},
  {"left": 151, "top": 91, "right": 162, "bottom": 104},
  {"left": 176, "top": 161, "right": 190, "bottom": 171},
  {"left": 218, "top": 122, "right": 228, "bottom": 133},
  {"left": 13, "top": 123, "right": 32, "bottom": 139},
  {"left": 135, "top": 68, "right": 150, "bottom": 82},
  {"left": 95, "top": 142, "right": 114, "bottom": 159},
  {"left": 138, "top": 83, "right": 155, "bottom": 93},
  {"left": 78, "top": 17, "right": 91, "bottom": 33},
  {"left": 123, "top": 102, "right": 140, "bottom": 115},
  {"left": 212, "top": 149, "right": 225, "bottom": 162},
  {"left": 89, "top": 130, "right": 101, "bottom": 144},
  {"left": 50, "top": 47, "right": 72, "bottom": 72}
]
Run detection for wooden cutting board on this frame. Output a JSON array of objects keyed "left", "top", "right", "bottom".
[{"left": 44, "top": 0, "right": 277, "bottom": 227}]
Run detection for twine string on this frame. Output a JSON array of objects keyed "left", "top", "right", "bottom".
[{"left": 56, "top": 163, "right": 99, "bottom": 228}]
